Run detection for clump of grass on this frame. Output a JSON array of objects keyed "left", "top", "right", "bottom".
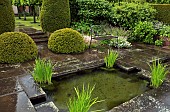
[
  {"left": 32, "top": 58, "right": 54, "bottom": 84},
  {"left": 67, "top": 84, "right": 103, "bottom": 112},
  {"left": 104, "top": 49, "right": 119, "bottom": 68},
  {"left": 149, "top": 58, "right": 168, "bottom": 88}
]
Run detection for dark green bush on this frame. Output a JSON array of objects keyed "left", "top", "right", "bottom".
[
  {"left": 129, "top": 21, "right": 157, "bottom": 44},
  {"left": 70, "top": 0, "right": 112, "bottom": 24},
  {"left": 111, "top": 2, "right": 156, "bottom": 29},
  {"left": 147, "top": 0, "right": 170, "bottom": 4},
  {"left": 151, "top": 4, "right": 170, "bottom": 24},
  {"left": 0, "top": 32, "right": 38, "bottom": 63},
  {"left": 0, "top": 0, "right": 15, "bottom": 34},
  {"left": 40, "top": 0, "right": 71, "bottom": 33},
  {"left": 48, "top": 28, "right": 85, "bottom": 53}
]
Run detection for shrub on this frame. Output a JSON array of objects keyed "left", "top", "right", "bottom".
[
  {"left": 0, "top": 32, "right": 38, "bottom": 63},
  {"left": 48, "top": 28, "right": 85, "bottom": 53},
  {"left": 159, "top": 25, "right": 170, "bottom": 38},
  {"left": 110, "top": 38, "right": 132, "bottom": 48},
  {"left": 151, "top": 4, "right": 170, "bottom": 24},
  {"left": 70, "top": 0, "right": 112, "bottom": 24},
  {"left": 149, "top": 59, "right": 168, "bottom": 88},
  {"left": 155, "top": 39, "right": 163, "bottom": 46},
  {"left": 129, "top": 21, "right": 157, "bottom": 44},
  {"left": 0, "top": 0, "right": 15, "bottom": 34},
  {"left": 111, "top": 2, "right": 156, "bottom": 29},
  {"left": 32, "top": 58, "right": 54, "bottom": 85},
  {"left": 40, "top": 0, "right": 71, "bottom": 33}
]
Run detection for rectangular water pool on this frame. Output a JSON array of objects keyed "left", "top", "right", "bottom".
[{"left": 43, "top": 68, "right": 149, "bottom": 111}]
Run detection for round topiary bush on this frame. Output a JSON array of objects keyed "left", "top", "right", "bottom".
[
  {"left": 0, "top": 32, "right": 38, "bottom": 63},
  {"left": 40, "top": 0, "right": 71, "bottom": 33},
  {"left": 0, "top": 0, "right": 15, "bottom": 34},
  {"left": 48, "top": 28, "right": 85, "bottom": 53}
]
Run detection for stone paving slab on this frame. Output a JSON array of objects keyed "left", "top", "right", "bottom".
[
  {"left": 19, "top": 75, "right": 46, "bottom": 104},
  {"left": 0, "top": 91, "right": 36, "bottom": 112},
  {"left": 0, "top": 77, "right": 22, "bottom": 96},
  {"left": 35, "top": 101, "right": 59, "bottom": 112},
  {"left": 0, "top": 64, "right": 25, "bottom": 79}
]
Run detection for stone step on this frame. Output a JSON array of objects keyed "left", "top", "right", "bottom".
[
  {"left": 33, "top": 38, "right": 48, "bottom": 43},
  {"left": 27, "top": 30, "right": 46, "bottom": 36},
  {"left": 19, "top": 75, "right": 46, "bottom": 105},
  {"left": 30, "top": 34, "right": 48, "bottom": 39},
  {"left": 35, "top": 101, "right": 59, "bottom": 112}
]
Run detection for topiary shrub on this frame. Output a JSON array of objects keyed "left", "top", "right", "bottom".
[
  {"left": 0, "top": 0, "right": 15, "bottom": 34},
  {"left": 48, "top": 28, "right": 85, "bottom": 53},
  {"left": 0, "top": 32, "right": 38, "bottom": 63},
  {"left": 40, "top": 0, "right": 71, "bottom": 33}
]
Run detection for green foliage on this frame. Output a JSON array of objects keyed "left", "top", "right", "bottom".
[
  {"left": 129, "top": 21, "right": 157, "bottom": 44},
  {"left": 155, "top": 39, "right": 163, "bottom": 46},
  {"left": 159, "top": 25, "right": 170, "bottom": 38},
  {"left": 149, "top": 59, "right": 168, "bottom": 88},
  {"left": 110, "top": 38, "right": 132, "bottom": 48},
  {"left": 0, "top": 32, "right": 38, "bottom": 63},
  {"left": 111, "top": 2, "right": 156, "bottom": 29},
  {"left": 32, "top": 58, "right": 54, "bottom": 84},
  {"left": 70, "top": 0, "right": 112, "bottom": 24},
  {"left": 71, "top": 21, "right": 91, "bottom": 34},
  {"left": 0, "top": 0, "right": 15, "bottom": 34},
  {"left": 67, "top": 84, "right": 102, "bottom": 112},
  {"left": 40, "top": 0, "right": 70, "bottom": 33},
  {"left": 104, "top": 49, "right": 118, "bottom": 68},
  {"left": 151, "top": 4, "right": 170, "bottom": 24},
  {"left": 48, "top": 28, "right": 85, "bottom": 54}
]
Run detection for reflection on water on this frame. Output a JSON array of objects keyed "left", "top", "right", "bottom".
[{"left": 44, "top": 69, "right": 149, "bottom": 111}]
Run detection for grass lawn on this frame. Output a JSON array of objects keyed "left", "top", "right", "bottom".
[{"left": 15, "top": 16, "right": 42, "bottom": 30}]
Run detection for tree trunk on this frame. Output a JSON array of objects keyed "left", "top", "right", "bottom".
[
  {"left": 17, "top": 5, "right": 21, "bottom": 19},
  {"left": 23, "top": 5, "right": 26, "bottom": 20},
  {"left": 32, "top": 5, "right": 36, "bottom": 23}
]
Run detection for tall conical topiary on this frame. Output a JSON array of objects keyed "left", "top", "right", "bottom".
[
  {"left": 0, "top": 0, "right": 15, "bottom": 34},
  {"left": 40, "top": 0, "right": 71, "bottom": 33}
]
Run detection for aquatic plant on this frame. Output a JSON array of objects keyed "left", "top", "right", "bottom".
[
  {"left": 149, "top": 59, "right": 168, "bottom": 88},
  {"left": 104, "top": 49, "right": 119, "bottom": 68},
  {"left": 67, "top": 84, "right": 103, "bottom": 112},
  {"left": 32, "top": 58, "right": 54, "bottom": 84}
]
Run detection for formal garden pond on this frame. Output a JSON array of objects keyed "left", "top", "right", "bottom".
[{"left": 44, "top": 68, "right": 149, "bottom": 111}]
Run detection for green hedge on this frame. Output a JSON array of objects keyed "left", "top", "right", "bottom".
[
  {"left": 151, "top": 4, "right": 170, "bottom": 24},
  {"left": 48, "top": 28, "right": 85, "bottom": 54},
  {"left": 40, "top": 0, "right": 71, "bottom": 33},
  {"left": 0, "top": 0, "right": 15, "bottom": 34},
  {"left": 0, "top": 32, "right": 38, "bottom": 63},
  {"left": 111, "top": 2, "right": 156, "bottom": 29}
]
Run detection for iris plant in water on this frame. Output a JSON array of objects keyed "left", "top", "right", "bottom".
[
  {"left": 104, "top": 49, "right": 118, "bottom": 69},
  {"left": 149, "top": 58, "right": 168, "bottom": 88},
  {"left": 67, "top": 84, "right": 103, "bottom": 112},
  {"left": 32, "top": 58, "right": 54, "bottom": 85}
]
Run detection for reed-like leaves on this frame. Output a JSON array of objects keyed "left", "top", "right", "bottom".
[
  {"left": 149, "top": 59, "right": 168, "bottom": 88},
  {"left": 32, "top": 58, "right": 54, "bottom": 84},
  {"left": 104, "top": 49, "right": 119, "bottom": 68},
  {"left": 67, "top": 84, "right": 103, "bottom": 112}
]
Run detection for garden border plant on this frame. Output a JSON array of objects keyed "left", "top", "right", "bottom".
[
  {"left": 32, "top": 58, "right": 55, "bottom": 85},
  {"left": 149, "top": 58, "right": 168, "bottom": 88}
]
